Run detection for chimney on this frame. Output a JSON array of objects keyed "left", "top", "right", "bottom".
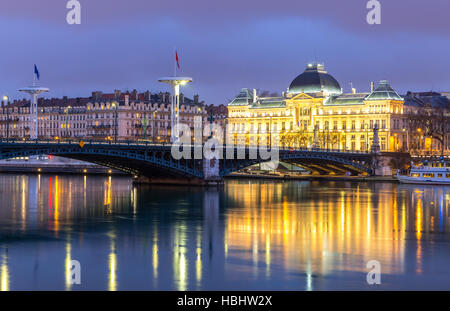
[
  {"left": 125, "top": 94, "right": 129, "bottom": 106},
  {"left": 91, "top": 91, "right": 102, "bottom": 101},
  {"left": 194, "top": 94, "right": 199, "bottom": 104},
  {"left": 144, "top": 91, "right": 151, "bottom": 101},
  {"left": 370, "top": 82, "right": 374, "bottom": 92},
  {"left": 253, "top": 89, "right": 257, "bottom": 103},
  {"left": 131, "top": 89, "right": 138, "bottom": 101},
  {"left": 114, "top": 90, "right": 121, "bottom": 100}
]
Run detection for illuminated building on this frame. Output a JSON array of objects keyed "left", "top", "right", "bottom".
[
  {"left": 0, "top": 90, "right": 205, "bottom": 142},
  {"left": 227, "top": 63, "right": 448, "bottom": 153}
]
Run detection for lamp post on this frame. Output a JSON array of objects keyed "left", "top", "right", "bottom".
[
  {"left": 207, "top": 111, "right": 215, "bottom": 139},
  {"left": 417, "top": 128, "right": 422, "bottom": 156},
  {"left": 2, "top": 95, "right": 10, "bottom": 141},
  {"left": 402, "top": 128, "right": 409, "bottom": 152},
  {"left": 142, "top": 115, "right": 148, "bottom": 141},
  {"left": 327, "top": 127, "right": 330, "bottom": 151},
  {"left": 152, "top": 110, "right": 157, "bottom": 143},
  {"left": 65, "top": 106, "right": 72, "bottom": 139},
  {"left": 361, "top": 121, "right": 368, "bottom": 152},
  {"left": 19, "top": 87, "right": 49, "bottom": 140},
  {"left": 269, "top": 115, "right": 273, "bottom": 147},
  {"left": 158, "top": 77, "right": 193, "bottom": 142},
  {"left": 112, "top": 102, "right": 118, "bottom": 143}
]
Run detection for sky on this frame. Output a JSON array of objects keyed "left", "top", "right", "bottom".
[{"left": 0, "top": 0, "right": 449, "bottom": 105}]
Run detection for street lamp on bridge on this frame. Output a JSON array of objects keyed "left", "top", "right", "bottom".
[
  {"left": 158, "top": 77, "right": 192, "bottom": 143},
  {"left": 19, "top": 86, "right": 49, "bottom": 140},
  {"left": 112, "top": 102, "right": 118, "bottom": 143},
  {"left": 2, "top": 95, "right": 10, "bottom": 141},
  {"left": 65, "top": 106, "right": 72, "bottom": 138}
]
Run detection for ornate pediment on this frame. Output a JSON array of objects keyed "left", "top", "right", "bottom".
[{"left": 290, "top": 92, "right": 314, "bottom": 101}]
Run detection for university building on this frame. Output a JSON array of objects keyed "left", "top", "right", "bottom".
[
  {"left": 0, "top": 90, "right": 206, "bottom": 142},
  {"left": 227, "top": 63, "right": 449, "bottom": 154}
]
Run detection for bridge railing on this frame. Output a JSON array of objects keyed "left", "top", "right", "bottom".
[
  {"left": 0, "top": 138, "right": 377, "bottom": 154},
  {"left": 0, "top": 138, "right": 170, "bottom": 147}
]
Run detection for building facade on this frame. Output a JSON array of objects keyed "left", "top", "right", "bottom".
[
  {"left": 205, "top": 104, "right": 228, "bottom": 138},
  {"left": 227, "top": 63, "right": 449, "bottom": 155},
  {"left": 0, "top": 90, "right": 206, "bottom": 142},
  {"left": 402, "top": 91, "right": 450, "bottom": 156}
]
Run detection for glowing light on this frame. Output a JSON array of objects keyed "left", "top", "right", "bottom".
[
  {"left": 0, "top": 250, "right": 9, "bottom": 291},
  {"left": 65, "top": 242, "right": 72, "bottom": 291},
  {"left": 108, "top": 235, "right": 117, "bottom": 291},
  {"left": 153, "top": 242, "right": 158, "bottom": 280},
  {"left": 54, "top": 176, "right": 60, "bottom": 234},
  {"left": 104, "top": 177, "right": 112, "bottom": 211},
  {"left": 21, "top": 177, "right": 26, "bottom": 232}
]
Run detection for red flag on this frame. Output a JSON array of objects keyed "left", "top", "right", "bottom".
[{"left": 175, "top": 51, "right": 180, "bottom": 69}]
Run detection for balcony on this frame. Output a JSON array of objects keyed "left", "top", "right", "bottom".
[{"left": 89, "top": 125, "right": 112, "bottom": 129}]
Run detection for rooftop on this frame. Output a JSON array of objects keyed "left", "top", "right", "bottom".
[
  {"left": 288, "top": 63, "right": 342, "bottom": 95},
  {"left": 1, "top": 90, "right": 204, "bottom": 109},
  {"left": 365, "top": 80, "right": 403, "bottom": 101}
]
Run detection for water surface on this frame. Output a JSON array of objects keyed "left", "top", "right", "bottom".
[{"left": 0, "top": 174, "right": 449, "bottom": 290}]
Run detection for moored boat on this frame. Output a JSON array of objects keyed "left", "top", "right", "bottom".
[{"left": 397, "top": 162, "right": 450, "bottom": 185}]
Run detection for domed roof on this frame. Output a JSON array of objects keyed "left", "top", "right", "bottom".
[
  {"left": 365, "top": 80, "right": 402, "bottom": 101},
  {"left": 288, "top": 63, "right": 342, "bottom": 95}
]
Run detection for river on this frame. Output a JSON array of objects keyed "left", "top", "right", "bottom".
[{"left": 0, "top": 174, "right": 449, "bottom": 290}]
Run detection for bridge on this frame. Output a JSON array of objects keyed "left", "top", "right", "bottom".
[{"left": 0, "top": 139, "right": 410, "bottom": 185}]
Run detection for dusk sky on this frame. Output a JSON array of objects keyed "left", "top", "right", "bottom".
[{"left": 1, "top": 0, "right": 449, "bottom": 105}]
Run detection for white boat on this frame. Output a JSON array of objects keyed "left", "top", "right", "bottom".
[{"left": 397, "top": 163, "right": 450, "bottom": 185}]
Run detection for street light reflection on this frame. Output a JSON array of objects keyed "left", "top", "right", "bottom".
[{"left": 0, "top": 248, "right": 9, "bottom": 291}]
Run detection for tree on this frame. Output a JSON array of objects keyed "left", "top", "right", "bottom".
[
  {"left": 407, "top": 100, "right": 449, "bottom": 157},
  {"left": 280, "top": 129, "right": 309, "bottom": 148}
]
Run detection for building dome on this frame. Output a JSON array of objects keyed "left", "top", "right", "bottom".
[{"left": 288, "top": 63, "right": 342, "bottom": 95}]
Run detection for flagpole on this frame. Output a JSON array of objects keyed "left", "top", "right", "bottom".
[{"left": 174, "top": 47, "right": 177, "bottom": 77}]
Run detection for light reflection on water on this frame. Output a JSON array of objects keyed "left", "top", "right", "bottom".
[{"left": 0, "top": 174, "right": 449, "bottom": 290}]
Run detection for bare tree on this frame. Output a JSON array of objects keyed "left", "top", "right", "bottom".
[{"left": 407, "top": 99, "right": 449, "bottom": 157}]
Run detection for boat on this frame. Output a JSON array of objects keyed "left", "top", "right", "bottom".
[{"left": 397, "top": 162, "right": 450, "bottom": 185}]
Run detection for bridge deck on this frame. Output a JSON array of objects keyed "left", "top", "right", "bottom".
[{"left": 0, "top": 139, "right": 410, "bottom": 180}]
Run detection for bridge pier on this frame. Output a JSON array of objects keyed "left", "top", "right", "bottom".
[
  {"left": 370, "top": 154, "right": 411, "bottom": 176},
  {"left": 369, "top": 125, "right": 411, "bottom": 176},
  {"left": 133, "top": 158, "right": 223, "bottom": 186},
  {"left": 202, "top": 155, "right": 222, "bottom": 185},
  {"left": 371, "top": 155, "right": 393, "bottom": 176}
]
